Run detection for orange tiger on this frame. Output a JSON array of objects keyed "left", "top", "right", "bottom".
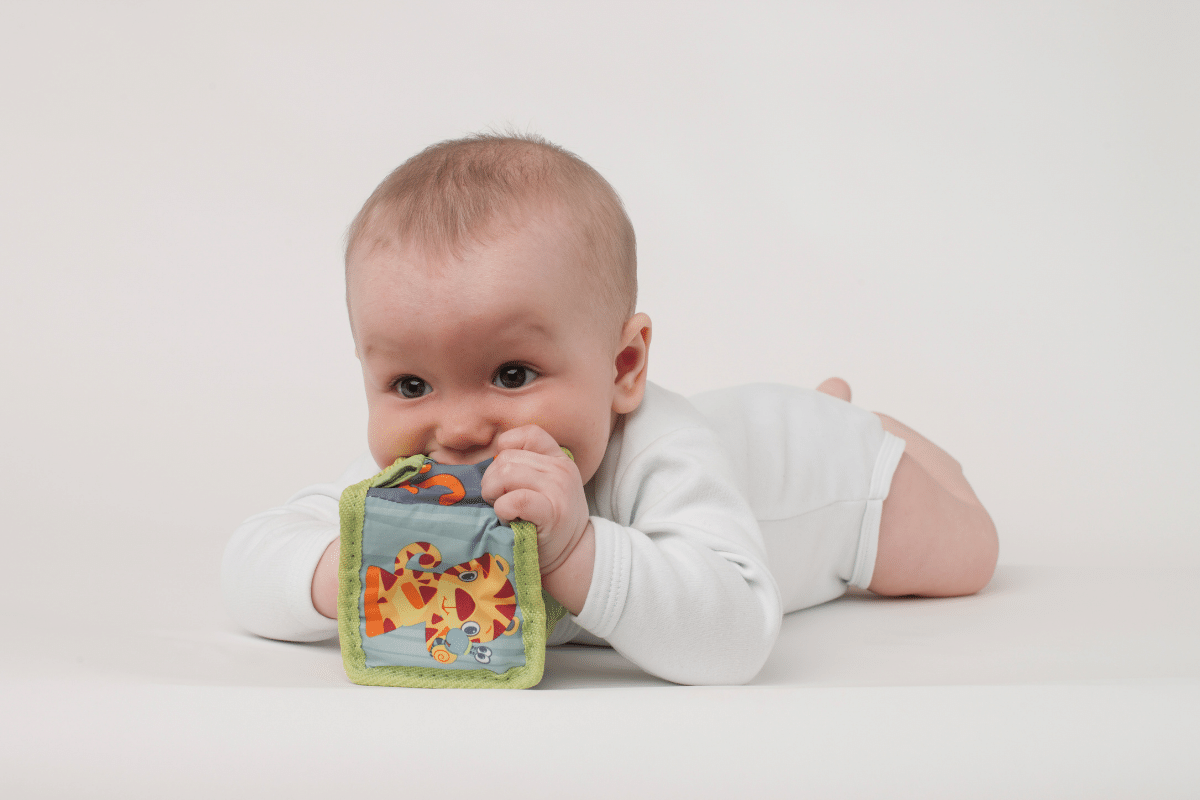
[{"left": 364, "top": 541, "right": 520, "bottom": 665}]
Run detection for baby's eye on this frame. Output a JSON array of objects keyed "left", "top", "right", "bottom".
[
  {"left": 493, "top": 365, "right": 537, "bottom": 390},
  {"left": 393, "top": 376, "right": 430, "bottom": 399}
]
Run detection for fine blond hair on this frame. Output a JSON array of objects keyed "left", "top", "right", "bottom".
[{"left": 345, "top": 133, "right": 637, "bottom": 325}]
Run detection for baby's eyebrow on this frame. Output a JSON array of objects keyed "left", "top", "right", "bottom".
[{"left": 485, "top": 308, "right": 553, "bottom": 335}]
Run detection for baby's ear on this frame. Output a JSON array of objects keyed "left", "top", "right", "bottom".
[{"left": 612, "top": 313, "right": 652, "bottom": 415}]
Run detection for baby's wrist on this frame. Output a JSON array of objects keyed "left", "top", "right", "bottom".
[
  {"left": 538, "top": 513, "right": 590, "bottom": 575},
  {"left": 311, "top": 539, "right": 340, "bottom": 619},
  {"left": 540, "top": 520, "right": 595, "bottom": 616}
]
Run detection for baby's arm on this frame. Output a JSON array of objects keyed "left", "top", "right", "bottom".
[
  {"left": 578, "top": 422, "right": 782, "bottom": 685},
  {"left": 817, "top": 378, "right": 998, "bottom": 597},
  {"left": 226, "top": 453, "right": 377, "bottom": 635},
  {"left": 311, "top": 539, "right": 340, "bottom": 619},
  {"left": 480, "top": 425, "right": 595, "bottom": 614},
  {"left": 223, "top": 486, "right": 344, "bottom": 640}
]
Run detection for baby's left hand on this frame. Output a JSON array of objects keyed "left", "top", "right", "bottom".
[{"left": 480, "top": 425, "right": 591, "bottom": 576}]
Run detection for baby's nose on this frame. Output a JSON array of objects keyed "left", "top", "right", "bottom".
[{"left": 435, "top": 404, "right": 496, "bottom": 461}]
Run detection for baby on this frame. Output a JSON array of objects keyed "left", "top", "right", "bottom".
[{"left": 222, "top": 133, "right": 997, "bottom": 685}]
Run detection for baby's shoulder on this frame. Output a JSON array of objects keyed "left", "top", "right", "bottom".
[
  {"left": 612, "top": 382, "right": 728, "bottom": 458},
  {"left": 603, "top": 382, "right": 732, "bottom": 476},
  {"left": 628, "top": 382, "right": 711, "bottom": 430}
]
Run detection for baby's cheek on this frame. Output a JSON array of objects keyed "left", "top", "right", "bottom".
[
  {"left": 557, "top": 428, "right": 607, "bottom": 486},
  {"left": 368, "top": 418, "right": 421, "bottom": 467}
]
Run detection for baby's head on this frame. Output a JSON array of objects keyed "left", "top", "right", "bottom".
[
  {"left": 345, "top": 134, "right": 652, "bottom": 484},
  {"left": 347, "top": 133, "right": 637, "bottom": 329}
]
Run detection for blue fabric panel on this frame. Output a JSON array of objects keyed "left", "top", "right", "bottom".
[{"left": 359, "top": 496, "right": 527, "bottom": 674}]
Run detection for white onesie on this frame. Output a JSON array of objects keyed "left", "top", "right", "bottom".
[{"left": 221, "top": 382, "right": 904, "bottom": 685}]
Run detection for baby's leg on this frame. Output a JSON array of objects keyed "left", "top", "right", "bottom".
[
  {"left": 817, "top": 378, "right": 998, "bottom": 597},
  {"left": 873, "top": 413, "right": 981, "bottom": 507}
]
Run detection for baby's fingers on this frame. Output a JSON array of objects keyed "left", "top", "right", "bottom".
[
  {"left": 490, "top": 487, "right": 552, "bottom": 529},
  {"left": 495, "top": 425, "right": 568, "bottom": 459},
  {"left": 481, "top": 447, "right": 576, "bottom": 503}
]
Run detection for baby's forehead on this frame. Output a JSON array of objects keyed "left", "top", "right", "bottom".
[
  {"left": 353, "top": 206, "right": 590, "bottom": 280},
  {"left": 349, "top": 192, "right": 631, "bottom": 336},
  {"left": 350, "top": 242, "right": 622, "bottom": 347}
]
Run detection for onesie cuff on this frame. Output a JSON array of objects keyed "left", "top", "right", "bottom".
[
  {"left": 571, "top": 516, "right": 632, "bottom": 639},
  {"left": 848, "top": 430, "right": 906, "bottom": 590}
]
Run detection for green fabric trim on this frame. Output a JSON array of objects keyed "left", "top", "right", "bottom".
[{"left": 337, "top": 455, "right": 568, "bottom": 689}]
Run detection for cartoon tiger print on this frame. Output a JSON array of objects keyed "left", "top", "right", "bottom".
[{"left": 364, "top": 541, "right": 520, "bottom": 665}]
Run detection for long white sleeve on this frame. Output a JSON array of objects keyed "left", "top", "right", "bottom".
[
  {"left": 574, "top": 384, "right": 783, "bottom": 685},
  {"left": 220, "top": 455, "right": 377, "bottom": 642}
]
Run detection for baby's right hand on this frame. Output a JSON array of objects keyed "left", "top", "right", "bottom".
[{"left": 480, "top": 425, "right": 591, "bottom": 576}]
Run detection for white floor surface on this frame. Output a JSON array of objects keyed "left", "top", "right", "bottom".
[{"left": 4, "top": 564, "right": 1197, "bottom": 799}]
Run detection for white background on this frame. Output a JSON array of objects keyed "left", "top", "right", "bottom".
[
  {"left": 3, "top": 5, "right": 1199, "bottom": 797},
  {"left": 2, "top": 1, "right": 1197, "bottom": 586}
]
